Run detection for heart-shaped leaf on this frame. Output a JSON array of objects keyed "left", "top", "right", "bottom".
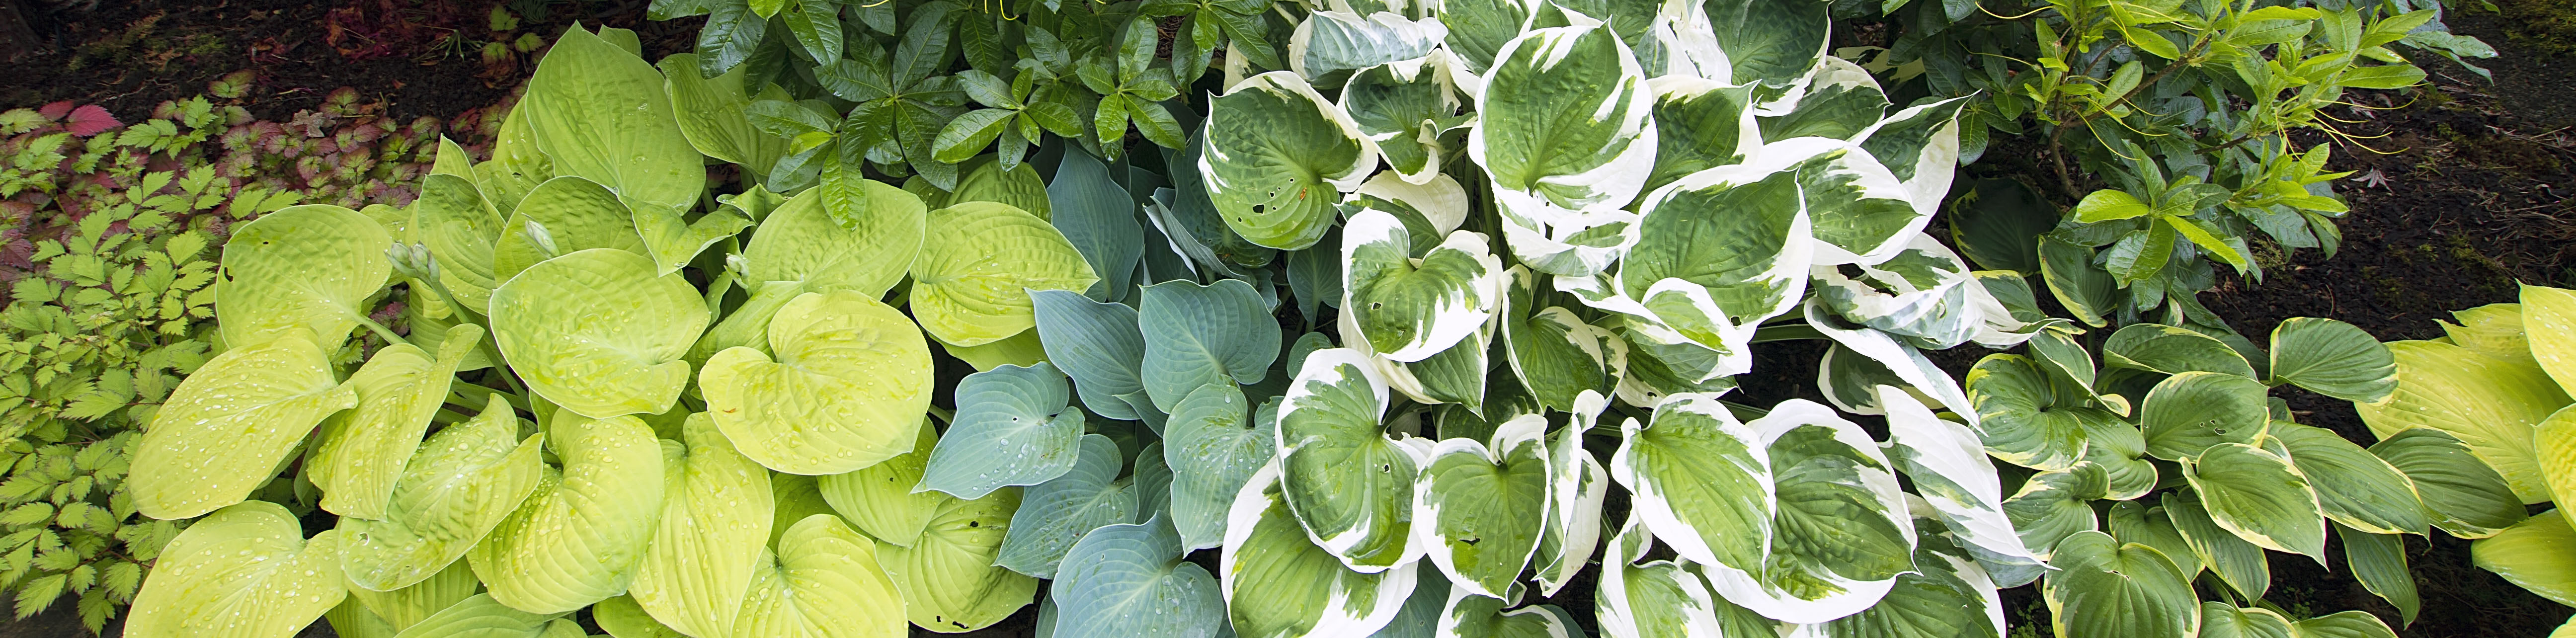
[
  {"left": 734, "top": 514, "right": 910, "bottom": 638},
  {"left": 125, "top": 502, "right": 347, "bottom": 638},
  {"left": 2139, "top": 372, "right": 2270, "bottom": 462},
  {"left": 1414, "top": 415, "right": 1551, "bottom": 599},
  {"left": 491, "top": 247, "right": 706, "bottom": 419},
  {"left": 1963, "top": 354, "right": 2091, "bottom": 471},
  {"left": 1607, "top": 393, "right": 1771, "bottom": 573},
  {"left": 468, "top": 414, "right": 668, "bottom": 614},
  {"left": 214, "top": 204, "right": 391, "bottom": 348},
  {"left": 881, "top": 489, "right": 1041, "bottom": 633},
  {"left": 1220, "top": 464, "right": 1422, "bottom": 638},
  {"left": 2039, "top": 532, "right": 2199, "bottom": 638},
  {"left": 1140, "top": 279, "right": 1282, "bottom": 410},
  {"left": 701, "top": 290, "right": 933, "bottom": 475},
  {"left": 1200, "top": 71, "right": 1375, "bottom": 250},
  {"left": 311, "top": 324, "right": 483, "bottom": 519},
  {"left": 339, "top": 396, "right": 544, "bottom": 592},
  {"left": 488, "top": 176, "right": 649, "bottom": 283},
  {"left": 910, "top": 201, "right": 1102, "bottom": 346},
  {"left": 1165, "top": 383, "right": 1278, "bottom": 551},
  {"left": 131, "top": 329, "right": 356, "bottom": 520},
  {"left": 2182, "top": 443, "right": 2327, "bottom": 559},
  {"left": 819, "top": 418, "right": 948, "bottom": 546},
  {"left": 1277, "top": 348, "right": 1427, "bottom": 572},
  {"left": 1032, "top": 289, "right": 1150, "bottom": 421},
  {"left": 998, "top": 434, "right": 1139, "bottom": 578},
  {"left": 629, "top": 414, "right": 775, "bottom": 638},
  {"left": 1344, "top": 208, "right": 1501, "bottom": 362},
  {"left": 919, "top": 363, "right": 1087, "bottom": 499},
  {"left": 1052, "top": 515, "right": 1227, "bottom": 638}
]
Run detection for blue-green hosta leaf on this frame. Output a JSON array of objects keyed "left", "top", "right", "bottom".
[
  {"left": 312, "top": 326, "right": 483, "bottom": 519},
  {"left": 881, "top": 489, "right": 1041, "bottom": 633},
  {"left": 2164, "top": 490, "right": 2271, "bottom": 601},
  {"left": 628, "top": 414, "right": 774, "bottom": 638},
  {"left": 1222, "top": 464, "right": 1422, "bottom": 638},
  {"left": 340, "top": 396, "right": 544, "bottom": 592},
  {"left": 126, "top": 502, "right": 347, "bottom": 638},
  {"left": 1049, "top": 149, "right": 1145, "bottom": 301},
  {"left": 2003, "top": 464, "right": 2107, "bottom": 560},
  {"left": 1642, "top": 77, "right": 1758, "bottom": 193},
  {"left": 1342, "top": 61, "right": 1461, "bottom": 183},
  {"left": 740, "top": 177, "right": 926, "bottom": 298},
  {"left": 215, "top": 204, "right": 392, "bottom": 348},
  {"left": 1202, "top": 71, "right": 1376, "bottom": 250},
  {"left": 1964, "top": 354, "right": 2091, "bottom": 471},
  {"left": 387, "top": 594, "right": 573, "bottom": 638},
  {"left": 1032, "top": 290, "right": 1150, "bottom": 421},
  {"left": 2183, "top": 443, "right": 2327, "bottom": 559},
  {"left": 1414, "top": 416, "right": 1552, "bottom": 599},
  {"left": 410, "top": 173, "right": 503, "bottom": 315},
  {"left": 1472, "top": 21, "right": 1656, "bottom": 275},
  {"left": 1140, "top": 278, "right": 1283, "bottom": 409},
  {"left": 2356, "top": 340, "right": 2566, "bottom": 503},
  {"left": 910, "top": 201, "right": 1103, "bottom": 346},
  {"left": 819, "top": 418, "right": 946, "bottom": 546},
  {"left": 1608, "top": 393, "right": 1771, "bottom": 572},
  {"left": 1754, "top": 58, "right": 1889, "bottom": 142},
  {"left": 468, "top": 415, "right": 668, "bottom": 614},
  {"left": 2039, "top": 531, "right": 2200, "bottom": 638},
  {"left": 1292, "top": 10, "right": 1448, "bottom": 83},
  {"left": 2369, "top": 428, "right": 2525, "bottom": 537},
  {"left": 1852, "top": 96, "right": 1966, "bottom": 213},
  {"left": 1344, "top": 209, "right": 1503, "bottom": 362},
  {"left": 1166, "top": 383, "right": 1279, "bottom": 550},
  {"left": 1812, "top": 235, "right": 1981, "bottom": 350},
  {"left": 1878, "top": 386, "right": 2043, "bottom": 576},
  {"left": 2474, "top": 509, "right": 2576, "bottom": 607},
  {"left": 1135, "top": 442, "right": 1174, "bottom": 524},
  {"left": 1531, "top": 392, "right": 1610, "bottom": 597},
  {"left": 1052, "top": 515, "right": 1227, "bottom": 638},
  {"left": 2139, "top": 372, "right": 2271, "bottom": 462},
  {"left": 1704, "top": 399, "right": 1915, "bottom": 623},
  {"left": 2102, "top": 323, "right": 2259, "bottom": 378},
  {"left": 488, "top": 176, "right": 649, "bottom": 284},
  {"left": 1676, "top": 0, "right": 1828, "bottom": 86},
  {"left": 490, "top": 248, "right": 703, "bottom": 419},
  {"left": 2270, "top": 423, "right": 2425, "bottom": 535},
  {"left": 1501, "top": 267, "right": 1628, "bottom": 412},
  {"left": 593, "top": 595, "right": 688, "bottom": 638},
  {"left": 1278, "top": 348, "right": 1426, "bottom": 571},
  {"left": 659, "top": 53, "right": 789, "bottom": 171},
  {"left": 131, "top": 329, "right": 356, "bottom": 520},
  {"left": 919, "top": 363, "right": 1086, "bottom": 499},
  {"left": 348, "top": 559, "right": 480, "bottom": 632},
  {"left": 522, "top": 26, "right": 713, "bottom": 271},
  {"left": 1436, "top": 588, "right": 1579, "bottom": 638},
  {"left": 1621, "top": 161, "right": 1813, "bottom": 346},
  {"left": 734, "top": 514, "right": 909, "bottom": 638},
  {"left": 999, "top": 434, "right": 1139, "bottom": 578},
  {"left": 702, "top": 290, "right": 932, "bottom": 475}
]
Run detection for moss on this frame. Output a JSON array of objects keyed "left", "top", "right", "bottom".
[{"left": 2478, "top": 0, "right": 2576, "bottom": 57}]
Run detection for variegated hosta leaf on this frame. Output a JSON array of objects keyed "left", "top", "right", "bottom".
[
  {"left": 1342, "top": 60, "right": 1464, "bottom": 183},
  {"left": 1351, "top": 300, "right": 1496, "bottom": 408},
  {"left": 1202, "top": 71, "right": 1377, "bottom": 251},
  {"left": 2198, "top": 602, "right": 2294, "bottom": 638},
  {"left": 126, "top": 502, "right": 346, "bottom": 638},
  {"left": 881, "top": 489, "right": 1040, "bottom": 633},
  {"left": 1674, "top": 0, "right": 1828, "bottom": 86},
  {"left": 313, "top": 325, "right": 483, "bottom": 519},
  {"left": 1964, "top": 354, "right": 2093, "bottom": 471},
  {"left": 1166, "top": 383, "right": 1280, "bottom": 551},
  {"left": 1852, "top": 96, "right": 1968, "bottom": 216},
  {"left": 2368, "top": 428, "right": 2525, "bottom": 538},
  {"left": 411, "top": 173, "right": 504, "bottom": 315},
  {"left": 1596, "top": 511, "right": 1724, "bottom": 638},
  {"left": 1473, "top": 19, "right": 1655, "bottom": 276},
  {"left": 1616, "top": 160, "right": 1812, "bottom": 352},
  {"left": 1876, "top": 386, "right": 2043, "bottom": 578},
  {"left": 1813, "top": 235, "right": 1982, "bottom": 350},
  {"left": 909, "top": 201, "right": 1103, "bottom": 347},
  {"left": 214, "top": 204, "right": 392, "bottom": 348},
  {"left": 702, "top": 290, "right": 933, "bottom": 475},
  {"left": 2106, "top": 502, "right": 2204, "bottom": 579},
  {"left": 386, "top": 593, "right": 573, "bottom": 638},
  {"left": 1414, "top": 416, "right": 1552, "bottom": 599},
  {"left": 734, "top": 514, "right": 909, "bottom": 638},
  {"left": 1703, "top": 399, "right": 1916, "bottom": 624},
  {"left": 2183, "top": 443, "right": 2328, "bottom": 559},
  {"left": 1755, "top": 58, "right": 1889, "bottom": 141},
  {"left": 1531, "top": 392, "right": 1610, "bottom": 597},
  {"left": 738, "top": 176, "right": 927, "bottom": 298},
  {"left": 2002, "top": 464, "right": 2107, "bottom": 559},
  {"left": 341, "top": 396, "right": 545, "bottom": 592},
  {"left": 1502, "top": 267, "right": 1627, "bottom": 412},
  {"left": 1760, "top": 139, "right": 1928, "bottom": 266},
  {"left": 1607, "top": 320, "right": 1741, "bottom": 406},
  {"left": 1344, "top": 208, "right": 1504, "bottom": 362},
  {"left": 2138, "top": 372, "right": 2271, "bottom": 462},
  {"left": 997, "top": 434, "right": 1139, "bottom": 579},
  {"left": 2039, "top": 531, "right": 2200, "bottom": 638},
  {"left": 1140, "top": 278, "right": 1283, "bottom": 411},
  {"left": 1430, "top": 0, "right": 1534, "bottom": 88},
  {"left": 490, "top": 247, "right": 706, "bottom": 419},
  {"left": 1642, "top": 77, "right": 1759, "bottom": 193},
  {"left": 1800, "top": 300, "right": 1978, "bottom": 421},
  {"left": 1436, "top": 586, "right": 1580, "bottom": 638},
  {"left": 2101, "top": 322, "right": 2259, "bottom": 378},
  {"left": 1800, "top": 509, "right": 2007, "bottom": 638},
  {"left": 2291, "top": 612, "right": 2404, "bottom": 638},
  {"left": 488, "top": 175, "right": 650, "bottom": 284},
  {"left": 917, "top": 363, "right": 1086, "bottom": 499},
  {"left": 819, "top": 418, "right": 948, "bottom": 546},
  {"left": 2164, "top": 490, "right": 2273, "bottom": 601},
  {"left": 1050, "top": 515, "right": 1227, "bottom": 638},
  {"left": 1608, "top": 393, "right": 1771, "bottom": 572},
  {"left": 132, "top": 329, "right": 356, "bottom": 520},
  {"left": 1292, "top": 10, "right": 1449, "bottom": 83},
  {"left": 468, "top": 415, "right": 668, "bottom": 614},
  {"left": 629, "top": 414, "right": 775, "bottom": 638},
  {"left": 1222, "top": 464, "right": 1421, "bottom": 638},
  {"left": 2356, "top": 339, "right": 2566, "bottom": 503},
  {"left": 347, "top": 559, "right": 479, "bottom": 632},
  {"left": 1031, "top": 289, "right": 1151, "bottom": 420},
  {"left": 2271, "top": 422, "right": 2426, "bottom": 535},
  {"left": 1278, "top": 348, "right": 1425, "bottom": 571}
]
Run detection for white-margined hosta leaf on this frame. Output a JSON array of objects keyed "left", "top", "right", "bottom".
[
  {"left": 1031, "top": 289, "right": 1151, "bottom": 421},
  {"left": 125, "top": 501, "right": 347, "bottom": 638},
  {"left": 2164, "top": 490, "right": 2273, "bottom": 601},
  {"left": 1202, "top": 71, "right": 1377, "bottom": 251},
  {"left": 998, "top": 434, "right": 1139, "bottom": 578},
  {"left": 1140, "top": 278, "right": 1283, "bottom": 410},
  {"left": 2138, "top": 372, "right": 2271, "bottom": 462},
  {"left": 1347, "top": 298, "right": 1496, "bottom": 408},
  {"left": 1429, "top": 0, "right": 1532, "bottom": 89},
  {"left": 1356, "top": 171, "right": 1473, "bottom": 240},
  {"left": 1802, "top": 300, "right": 1978, "bottom": 421},
  {"left": 1596, "top": 509, "right": 1725, "bottom": 638},
  {"left": 1852, "top": 96, "right": 1967, "bottom": 214},
  {"left": 410, "top": 172, "right": 504, "bottom": 315},
  {"left": 1369, "top": 567, "right": 1452, "bottom": 638},
  {"left": 1812, "top": 235, "right": 1981, "bottom": 350},
  {"left": 1798, "top": 508, "right": 2007, "bottom": 638},
  {"left": 1292, "top": 10, "right": 1449, "bottom": 84},
  {"left": 1605, "top": 319, "right": 1740, "bottom": 407},
  {"left": 2002, "top": 464, "right": 2107, "bottom": 560},
  {"left": 340, "top": 396, "right": 544, "bottom": 592},
  {"left": 1674, "top": 0, "right": 1828, "bottom": 86},
  {"left": 2182, "top": 443, "right": 2328, "bottom": 559},
  {"left": 1531, "top": 392, "right": 1610, "bottom": 597},
  {"left": 348, "top": 559, "right": 479, "bottom": 633},
  {"left": 820, "top": 418, "right": 948, "bottom": 546},
  {"left": 1642, "top": 77, "right": 1759, "bottom": 193},
  {"left": 311, "top": 324, "right": 483, "bottom": 520},
  {"left": 1472, "top": 19, "right": 1656, "bottom": 276},
  {"left": 2367, "top": 428, "right": 2525, "bottom": 538},
  {"left": 1222, "top": 464, "right": 1422, "bottom": 638},
  {"left": 490, "top": 247, "right": 705, "bottom": 419},
  {"left": 2291, "top": 612, "right": 2405, "bottom": 638},
  {"left": 909, "top": 201, "right": 1103, "bottom": 346},
  {"left": 1703, "top": 399, "right": 1916, "bottom": 624},
  {"left": 881, "top": 488, "right": 1040, "bottom": 633},
  {"left": 1344, "top": 208, "right": 1503, "bottom": 362},
  {"left": 1413, "top": 415, "right": 1552, "bottom": 599},
  {"left": 2101, "top": 323, "right": 2259, "bottom": 379},
  {"left": 468, "top": 414, "right": 668, "bottom": 614},
  {"left": 2039, "top": 531, "right": 2200, "bottom": 638},
  {"left": 131, "top": 328, "right": 356, "bottom": 520},
  {"left": 1754, "top": 58, "right": 1887, "bottom": 141},
  {"left": 1501, "top": 267, "right": 1627, "bottom": 412},
  {"left": 1815, "top": 342, "right": 1910, "bottom": 416},
  {"left": 1761, "top": 138, "right": 1929, "bottom": 266},
  {"left": 1166, "top": 383, "right": 1279, "bottom": 550},
  {"left": 1435, "top": 585, "right": 1580, "bottom": 638},
  {"left": 733, "top": 514, "right": 909, "bottom": 638},
  {"left": 1051, "top": 515, "right": 1227, "bottom": 638},
  {"left": 1877, "top": 386, "right": 2043, "bottom": 579},
  {"left": 629, "top": 414, "right": 774, "bottom": 638},
  {"left": 917, "top": 363, "right": 1086, "bottom": 499},
  {"left": 1608, "top": 392, "right": 1771, "bottom": 572},
  {"left": 488, "top": 176, "right": 649, "bottom": 285},
  {"left": 1964, "top": 354, "right": 2093, "bottom": 472},
  {"left": 1277, "top": 348, "right": 1427, "bottom": 571},
  {"left": 1616, "top": 160, "right": 1813, "bottom": 353},
  {"left": 702, "top": 290, "right": 933, "bottom": 475},
  {"left": 213, "top": 204, "right": 392, "bottom": 348},
  {"left": 2270, "top": 422, "right": 2426, "bottom": 535},
  {"left": 1342, "top": 61, "right": 1465, "bottom": 183},
  {"left": 2355, "top": 339, "right": 2565, "bottom": 503},
  {"left": 385, "top": 593, "right": 573, "bottom": 638}
]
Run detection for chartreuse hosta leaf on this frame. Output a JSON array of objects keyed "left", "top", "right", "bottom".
[
  {"left": 594, "top": 596, "right": 689, "bottom": 638},
  {"left": 2003, "top": 464, "right": 2107, "bottom": 560},
  {"left": 918, "top": 363, "right": 1086, "bottom": 499},
  {"left": 340, "top": 396, "right": 544, "bottom": 592},
  {"left": 909, "top": 201, "right": 1102, "bottom": 347},
  {"left": 1436, "top": 585, "right": 1580, "bottom": 638},
  {"left": 490, "top": 247, "right": 705, "bottom": 419},
  {"left": 130, "top": 327, "right": 355, "bottom": 520},
  {"left": 1532, "top": 393, "right": 1610, "bottom": 598},
  {"left": 2183, "top": 443, "right": 2327, "bottom": 559},
  {"left": 1703, "top": 400, "right": 1916, "bottom": 624},
  {"left": 2269, "top": 423, "right": 2426, "bottom": 535},
  {"left": 387, "top": 593, "right": 575, "bottom": 638},
  {"left": 881, "top": 488, "right": 1039, "bottom": 633},
  {"left": 1472, "top": 20, "right": 1655, "bottom": 276},
  {"left": 468, "top": 414, "right": 668, "bottom": 614},
  {"left": 658, "top": 52, "right": 789, "bottom": 171},
  {"left": 735, "top": 514, "right": 909, "bottom": 638},
  {"left": 2139, "top": 372, "right": 2271, "bottom": 461},
  {"left": 1032, "top": 290, "right": 1150, "bottom": 420},
  {"left": 1202, "top": 71, "right": 1375, "bottom": 251},
  {"left": 1141, "top": 278, "right": 1283, "bottom": 410},
  {"left": 347, "top": 560, "right": 479, "bottom": 632},
  {"left": 1608, "top": 393, "right": 1770, "bottom": 572},
  {"left": 738, "top": 176, "right": 926, "bottom": 295},
  {"left": 2522, "top": 283, "right": 2576, "bottom": 390},
  {"left": 1051, "top": 515, "right": 1227, "bottom": 638},
  {"left": 1341, "top": 59, "right": 1461, "bottom": 183},
  {"left": 215, "top": 204, "right": 392, "bottom": 348},
  {"left": 702, "top": 289, "right": 932, "bottom": 475},
  {"left": 2041, "top": 531, "right": 2199, "bottom": 638},
  {"left": 998, "top": 434, "right": 1138, "bottom": 578},
  {"left": 2475, "top": 509, "right": 2576, "bottom": 607},
  {"left": 2266, "top": 318, "right": 2398, "bottom": 403},
  {"left": 126, "top": 501, "right": 346, "bottom": 638},
  {"left": 820, "top": 418, "right": 946, "bottom": 546},
  {"left": 489, "top": 175, "right": 649, "bottom": 283},
  {"left": 1413, "top": 415, "right": 1551, "bottom": 599},
  {"left": 523, "top": 26, "right": 745, "bottom": 273},
  {"left": 1878, "top": 387, "right": 2042, "bottom": 576},
  {"left": 1221, "top": 464, "right": 1421, "bottom": 638},
  {"left": 628, "top": 414, "right": 774, "bottom": 638},
  {"left": 1501, "top": 268, "right": 1626, "bottom": 413},
  {"left": 410, "top": 173, "right": 504, "bottom": 315},
  {"left": 1614, "top": 160, "right": 1812, "bottom": 355},
  {"left": 311, "top": 324, "right": 482, "bottom": 520},
  {"left": 2357, "top": 339, "right": 2567, "bottom": 503},
  {"left": 1278, "top": 348, "right": 1425, "bottom": 571},
  {"left": 1167, "top": 383, "right": 1279, "bottom": 550},
  {"left": 1344, "top": 208, "right": 1503, "bottom": 362},
  {"left": 1964, "top": 354, "right": 2092, "bottom": 472}
]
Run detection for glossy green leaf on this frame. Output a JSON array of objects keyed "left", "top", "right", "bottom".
[
  {"left": 2336, "top": 523, "right": 2419, "bottom": 626},
  {"left": 2369, "top": 428, "right": 2525, "bottom": 537},
  {"left": 1277, "top": 348, "right": 1422, "bottom": 571},
  {"left": 2165, "top": 490, "right": 2271, "bottom": 601},
  {"left": 1608, "top": 393, "right": 1771, "bottom": 572},
  {"left": 2272, "top": 423, "right": 2425, "bottom": 535},
  {"left": 2267, "top": 318, "right": 2396, "bottom": 402},
  {"left": 1415, "top": 416, "right": 1551, "bottom": 599},
  {"left": 1702, "top": 399, "right": 1915, "bottom": 624},
  {"left": 1221, "top": 464, "right": 1421, "bottom": 638},
  {"left": 1963, "top": 354, "right": 2091, "bottom": 471},
  {"left": 702, "top": 290, "right": 933, "bottom": 475},
  {"left": 2003, "top": 465, "right": 2107, "bottom": 559},
  {"left": 490, "top": 247, "right": 706, "bottom": 419},
  {"left": 2183, "top": 443, "right": 2326, "bottom": 559},
  {"left": 132, "top": 329, "right": 357, "bottom": 520}
]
